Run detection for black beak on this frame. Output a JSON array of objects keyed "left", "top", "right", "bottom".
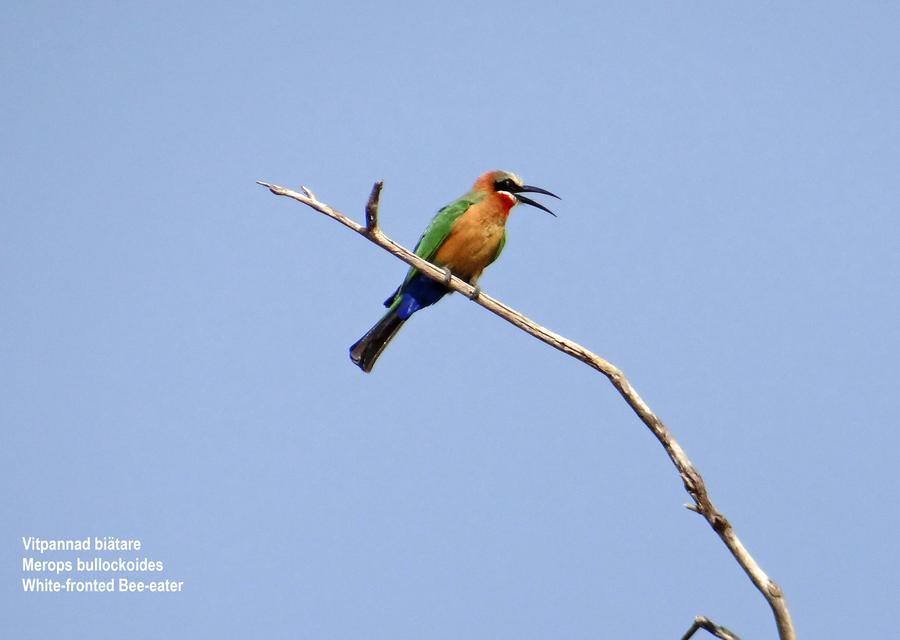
[{"left": 512, "top": 184, "right": 560, "bottom": 217}]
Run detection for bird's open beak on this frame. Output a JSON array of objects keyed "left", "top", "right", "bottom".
[{"left": 513, "top": 184, "right": 561, "bottom": 217}]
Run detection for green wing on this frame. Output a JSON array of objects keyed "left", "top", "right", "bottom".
[
  {"left": 412, "top": 197, "right": 474, "bottom": 261},
  {"left": 490, "top": 230, "right": 507, "bottom": 266},
  {"left": 383, "top": 197, "right": 475, "bottom": 307}
]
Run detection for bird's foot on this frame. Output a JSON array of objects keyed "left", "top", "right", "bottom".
[
  {"left": 441, "top": 267, "right": 453, "bottom": 285},
  {"left": 468, "top": 285, "right": 481, "bottom": 301}
]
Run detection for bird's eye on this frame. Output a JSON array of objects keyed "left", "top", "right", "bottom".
[{"left": 495, "top": 178, "right": 515, "bottom": 192}]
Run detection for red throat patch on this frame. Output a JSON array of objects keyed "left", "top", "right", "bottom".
[{"left": 496, "top": 191, "right": 517, "bottom": 209}]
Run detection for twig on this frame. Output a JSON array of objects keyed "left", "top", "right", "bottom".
[
  {"left": 365, "top": 180, "right": 383, "bottom": 232},
  {"left": 256, "top": 179, "right": 796, "bottom": 640},
  {"left": 681, "top": 616, "right": 742, "bottom": 640}
]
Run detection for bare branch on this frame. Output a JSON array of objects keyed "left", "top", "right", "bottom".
[
  {"left": 257, "top": 180, "right": 796, "bottom": 640},
  {"left": 681, "top": 616, "right": 742, "bottom": 640}
]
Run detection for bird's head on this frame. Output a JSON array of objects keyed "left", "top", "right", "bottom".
[{"left": 478, "top": 170, "right": 560, "bottom": 216}]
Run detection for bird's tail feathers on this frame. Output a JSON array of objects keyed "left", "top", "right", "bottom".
[{"left": 349, "top": 306, "right": 407, "bottom": 373}]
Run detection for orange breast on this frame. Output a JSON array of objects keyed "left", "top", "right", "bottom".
[{"left": 433, "top": 198, "right": 509, "bottom": 282}]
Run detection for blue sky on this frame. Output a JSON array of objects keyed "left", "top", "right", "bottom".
[{"left": 3, "top": 2, "right": 898, "bottom": 638}]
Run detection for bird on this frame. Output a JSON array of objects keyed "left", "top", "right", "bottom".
[{"left": 349, "top": 170, "right": 559, "bottom": 372}]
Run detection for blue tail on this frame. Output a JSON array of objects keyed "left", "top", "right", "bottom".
[
  {"left": 350, "top": 274, "right": 451, "bottom": 372},
  {"left": 349, "top": 304, "right": 406, "bottom": 373}
]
